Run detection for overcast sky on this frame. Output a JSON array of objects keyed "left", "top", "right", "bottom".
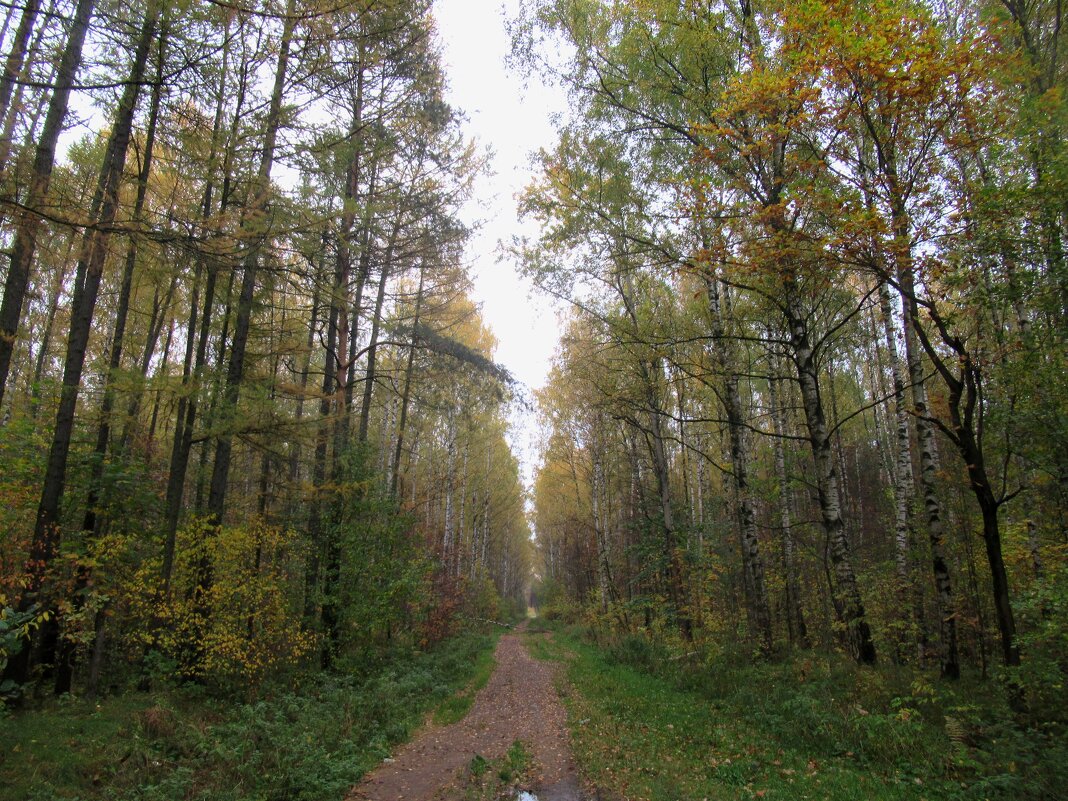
[{"left": 433, "top": 0, "right": 569, "bottom": 491}]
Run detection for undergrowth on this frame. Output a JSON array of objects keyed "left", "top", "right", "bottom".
[
  {"left": 529, "top": 623, "right": 1067, "bottom": 801},
  {"left": 432, "top": 637, "right": 497, "bottom": 725},
  {"left": 0, "top": 630, "right": 499, "bottom": 801}
]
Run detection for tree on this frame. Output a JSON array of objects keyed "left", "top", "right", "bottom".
[
  {"left": 6, "top": 0, "right": 160, "bottom": 685},
  {"left": 0, "top": 0, "right": 96, "bottom": 409}
]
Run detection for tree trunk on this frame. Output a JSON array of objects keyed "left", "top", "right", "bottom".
[
  {"left": 978, "top": 487, "right": 1019, "bottom": 667},
  {"left": 785, "top": 292, "right": 876, "bottom": 665},
  {"left": 644, "top": 359, "right": 692, "bottom": 640},
  {"left": 307, "top": 253, "right": 338, "bottom": 630},
  {"left": 390, "top": 267, "right": 424, "bottom": 496},
  {"left": 0, "top": 0, "right": 39, "bottom": 172},
  {"left": 939, "top": 375, "right": 1020, "bottom": 668},
  {"left": 457, "top": 437, "right": 469, "bottom": 577},
  {"left": 0, "top": 0, "right": 96, "bottom": 409},
  {"left": 706, "top": 275, "right": 772, "bottom": 654},
  {"left": 206, "top": 1, "right": 296, "bottom": 522},
  {"left": 893, "top": 213, "right": 961, "bottom": 679},
  {"left": 591, "top": 445, "right": 613, "bottom": 613},
  {"left": 80, "top": 41, "right": 164, "bottom": 538},
  {"left": 146, "top": 315, "right": 172, "bottom": 444},
  {"left": 52, "top": 38, "right": 166, "bottom": 694},
  {"left": 769, "top": 370, "right": 809, "bottom": 648},
  {"left": 6, "top": 0, "right": 158, "bottom": 687},
  {"left": 357, "top": 228, "right": 398, "bottom": 443},
  {"left": 442, "top": 409, "right": 457, "bottom": 567},
  {"left": 287, "top": 277, "right": 320, "bottom": 521},
  {"left": 160, "top": 260, "right": 205, "bottom": 590},
  {"left": 877, "top": 280, "right": 927, "bottom": 663},
  {"left": 0, "top": 0, "right": 55, "bottom": 180},
  {"left": 159, "top": 8, "right": 239, "bottom": 587},
  {"left": 119, "top": 272, "right": 177, "bottom": 447},
  {"left": 29, "top": 235, "right": 75, "bottom": 419}
]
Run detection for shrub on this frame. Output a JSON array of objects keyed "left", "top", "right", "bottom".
[
  {"left": 605, "top": 632, "right": 669, "bottom": 671},
  {"left": 126, "top": 518, "right": 314, "bottom": 693}
]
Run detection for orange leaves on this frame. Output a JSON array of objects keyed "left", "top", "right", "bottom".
[
  {"left": 784, "top": 0, "right": 1006, "bottom": 143},
  {"left": 678, "top": 0, "right": 1014, "bottom": 307}
]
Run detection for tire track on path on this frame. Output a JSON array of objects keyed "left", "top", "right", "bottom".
[{"left": 349, "top": 627, "right": 583, "bottom": 801}]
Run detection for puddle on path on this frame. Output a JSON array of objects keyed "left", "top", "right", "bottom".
[{"left": 518, "top": 775, "right": 586, "bottom": 801}]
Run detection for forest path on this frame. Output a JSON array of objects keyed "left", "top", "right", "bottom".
[{"left": 348, "top": 625, "right": 584, "bottom": 801}]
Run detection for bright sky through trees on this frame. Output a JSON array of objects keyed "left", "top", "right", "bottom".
[{"left": 434, "top": 0, "right": 568, "bottom": 487}]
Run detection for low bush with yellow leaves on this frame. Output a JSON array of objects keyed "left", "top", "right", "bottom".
[{"left": 125, "top": 518, "right": 314, "bottom": 694}]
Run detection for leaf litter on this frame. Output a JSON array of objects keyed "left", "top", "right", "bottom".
[{"left": 349, "top": 626, "right": 585, "bottom": 801}]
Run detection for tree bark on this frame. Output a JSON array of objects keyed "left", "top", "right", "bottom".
[
  {"left": 911, "top": 306, "right": 1020, "bottom": 668},
  {"left": 785, "top": 290, "right": 876, "bottom": 665},
  {"left": 80, "top": 40, "right": 164, "bottom": 538},
  {"left": 769, "top": 369, "right": 809, "bottom": 649},
  {"left": 52, "top": 33, "right": 166, "bottom": 694},
  {"left": 877, "top": 280, "right": 927, "bottom": 663},
  {"left": 0, "top": 0, "right": 40, "bottom": 171},
  {"left": 892, "top": 205, "right": 961, "bottom": 679},
  {"left": 644, "top": 358, "right": 691, "bottom": 640},
  {"left": 706, "top": 275, "right": 773, "bottom": 654},
  {"left": 29, "top": 234, "right": 75, "bottom": 419},
  {"left": 591, "top": 440, "right": 614, "bottom": 614},
  {"left": 390, "top": 267, "right": 424, "bottom": 496},
  {"left": 307, "top": 246, "right": 338, "bottom": 631},
  {"left": 356, "top": 228, "right": 398, "bottom": 443},
  {"left": 287, "top": 275, "right": 320, "bottom": 521},
  {"left": 206, "top": 1, "right": 296, "bottom": 523},
  {"left": 160, "top": 8, "right": 239, "bottom": 591},
  {"left": 6, "top": 0, "right": 158, "bottom": 687},
  {"left": 0, "top": 0, "right": 96, "bottom": 409}
]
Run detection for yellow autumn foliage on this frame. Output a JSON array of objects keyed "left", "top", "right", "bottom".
[{"left": 126, "top": 518, "right": 314, "bottom": 691}]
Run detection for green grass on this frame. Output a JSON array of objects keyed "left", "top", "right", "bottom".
[
  {"left": 528, "top": 625, "right": 1068, "bottom": 801},
  {"left": 432, "top": 637, "right": 497, "bottom": 725},
  {"left": 0, "top": 631, "right": 500, "bottom": 801},
  {"left": 461, "top": 740, "right": 532, "bottom": 800}
]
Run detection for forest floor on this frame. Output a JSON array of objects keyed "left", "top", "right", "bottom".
[
  {"left": 349, "top": 623, "right": 585, "bottom": 801},
  {"left": 0, "top": 631, "right": 508, "bottom": 801},
  {"left": 525, "top": 622, "right": 1066, "bottom": 801},
  {"left": 4, "top": 621, "right": 1061, "bottom": 801}
]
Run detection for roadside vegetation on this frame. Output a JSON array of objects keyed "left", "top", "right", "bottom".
[
  {"left": 528, "top": 622, "right": 1067, "bottom": 801},
  {"left": 0, "top": 630, "right": 501, "bottom": 801},
  {"left": 433, "top": 637, "right": 500, "bottom": 726}
]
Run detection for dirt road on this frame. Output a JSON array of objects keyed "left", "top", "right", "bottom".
[{"left": 349, "top": 629, "right": 582, "bottom": 801}]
